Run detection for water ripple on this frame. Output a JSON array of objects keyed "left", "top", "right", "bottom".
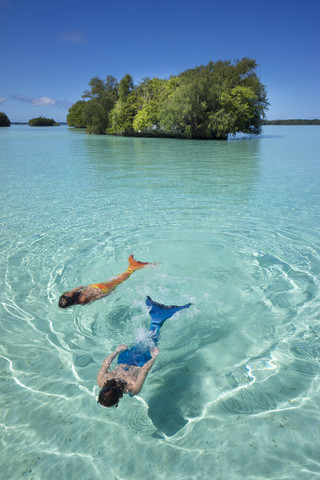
[
  {"left": 1, "top": 126, "right": 320, "bottom": 479},
  {"left": 126, "top": 400, "right": 156, "bottom": 434}
]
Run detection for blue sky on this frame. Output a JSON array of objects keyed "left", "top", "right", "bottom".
[{"left": 0, "top": 0, "right": 319, "bottom": 122}]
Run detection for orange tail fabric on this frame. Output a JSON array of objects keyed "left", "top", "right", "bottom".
[{"left": 127, "top": 255, "right": 151, "bottom": 271}]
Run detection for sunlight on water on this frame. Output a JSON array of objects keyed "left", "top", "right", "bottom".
[{"left": 0, "top": 125, "right": 320, "bottom": 479}]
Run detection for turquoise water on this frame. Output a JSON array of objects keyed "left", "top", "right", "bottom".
[{"left": 1, "top": 125, "right": 320, "bottom": 479}]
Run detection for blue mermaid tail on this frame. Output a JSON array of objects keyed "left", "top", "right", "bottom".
[
  {"left": 117, "top": 296, "right": 192, "bottom": 367},
  {"left": 146, "top": 295, "right": 192, "bottom": 326}
]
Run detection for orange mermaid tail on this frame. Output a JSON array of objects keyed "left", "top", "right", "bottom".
[
  {"left": 127, "top": 255, "right": 152, "bottom": 271},
  {"left": 91, "top": 255, "right": 153, "bottom": 293}
]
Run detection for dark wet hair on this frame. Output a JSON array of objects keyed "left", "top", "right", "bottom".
[
  {"left": 58, "top": 291, "right": 81, "bottom": 308},
  {"left": 97, "top": 379, "right": 127, "bottom": 408}
]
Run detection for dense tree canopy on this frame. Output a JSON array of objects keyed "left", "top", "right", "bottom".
[
  {"left": 29, "top": 117, "right": 59, "bottom": 126},
  {"left": 81, "top": 75, "right": 119, "bottom": 133},
  {"left": 68, "top": 58, "right": 269, "bottom": 139},
  {"left": 66, "top": 100, "right": 86, "bottom": 127},
  {"left": 0, "top": 112, "right": 10, "bottom": 126},
  {"left": 108, "top": 91, "right": 139, "bottom": 135},
  {"left": 118, "top": 74, "right": 134, "bottom": 103},
  {"left": 133, "top": 77, "right": 179, "bottom": 133},
  {"left": 159, "top": 59, "right": 268, "bottom": 139}
]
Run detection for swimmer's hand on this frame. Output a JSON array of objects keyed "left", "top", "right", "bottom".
[
  {"left": 151, "top": 347, "right": 159, "bottom": 358},
  {"left": 115, "top": 345, "right": 128, "bottom": 354}
]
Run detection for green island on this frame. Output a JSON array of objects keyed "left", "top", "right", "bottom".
[
  {"left": 67, "top": 58, "right": 269, "bottom": 139},
  {"left": 0, "top": 112, "right": 11, "bottom": 126},
  {"left": 263, "top": 119, "right": 320, "bottom": 125},
  {"left": 28, "top": 116, "right": 59, "bottom": 126}
]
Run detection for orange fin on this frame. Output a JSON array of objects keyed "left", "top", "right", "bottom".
[{"left": 128, "top": 255, "right": 152, "bottom": 271}]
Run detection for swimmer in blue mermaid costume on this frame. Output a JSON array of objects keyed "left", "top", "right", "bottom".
[{"left": 97, "top": 296, "right": 192, "bottom": 408}]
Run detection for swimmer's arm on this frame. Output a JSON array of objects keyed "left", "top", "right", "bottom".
[
  {"left": 130, "top": 347, "right": 159, "bottom": 395},
  {"left": 97, "top": 345, "right": 127, "bottom": 388}
]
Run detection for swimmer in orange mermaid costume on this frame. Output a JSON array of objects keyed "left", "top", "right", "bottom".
[{"left": 58, "top": 255, "right": 154, "bottom": 308}]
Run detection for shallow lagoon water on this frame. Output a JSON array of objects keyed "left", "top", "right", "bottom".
[{"left": 1, "top": 125, "right": 320, "bottom": 479}]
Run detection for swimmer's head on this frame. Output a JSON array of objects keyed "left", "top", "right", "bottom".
[
  {"left": 97, "top": 380, "right": 126, "bottom": 408},
  {"left": 58, "top": 291, "right": 81, "bottom": 308}
]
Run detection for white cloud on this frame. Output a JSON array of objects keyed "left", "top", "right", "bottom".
[
  {"left": 10, "top": 94, "right": 71, "bottom": 109},
  {"left": 56, "top": 30, "right": 86, "bottom": 45},
  {"left": 0, "top": 96, "right": 6, "bottom": 103},
  {"left": 32, "top": 96, "right": 56, "bottom": 106}
]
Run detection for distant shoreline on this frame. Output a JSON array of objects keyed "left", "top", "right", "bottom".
[
  {"left": 7, "top": 120, "right": 320, "bottom": 128},
  {"left": 263, "top": 119, "right": 320, "bottom": 125},
  {"left": 10, "top": 122, "right": 68, "bottom": 125}
]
